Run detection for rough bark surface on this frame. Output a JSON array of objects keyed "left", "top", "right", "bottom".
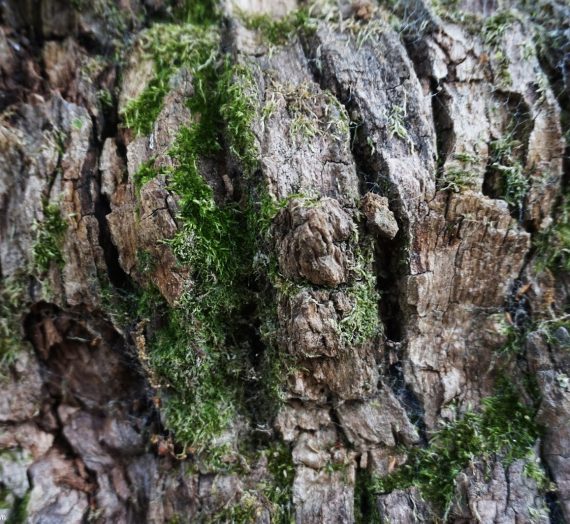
[{"left": 0, "top": 0, "right": 569, "bottom": 522}]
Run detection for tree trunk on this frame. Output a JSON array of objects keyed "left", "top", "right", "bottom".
[{"left": 1, "top": 0, "right": 569, "bottom": 522}]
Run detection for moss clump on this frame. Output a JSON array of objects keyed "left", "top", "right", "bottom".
[
  {"left": 238, "top": 2, "right": 391, "bottom": 50},
  {"left": 209, "top": 443, "right": 295, "bottom": 524},
  {"left": 440, "top": 168, "right": 477, "bottom": 192},
  {"left": 439, "top": 152, "right": 478, "bottom": 192},
  {"left": 373, "top": 383, "right": 541, "bottom": 516},
  {"left": 132, "top": 57, "right": 262, "bottom": 450},
  {"left": 32, "top": 203, "right": 68, "bottom": 273},
  {"left": 211, "top": 491, "right": 261, "bottom": 523},
  {"left": 482, "top": 10, "right": 518, "bottom": 49},
  {"left": 145, "top": 307, "right": 241, "bottom": 452},
  {"left": 143, "top": 168, "right": 249, "bottom": 450}
]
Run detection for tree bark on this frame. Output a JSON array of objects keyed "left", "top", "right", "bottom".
[{"left": 1, "top": 0, "right": 569, "bottom": 522}]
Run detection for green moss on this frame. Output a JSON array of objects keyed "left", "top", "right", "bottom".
[
  {"left": 120, "top": 19, "right": 270, "bottom": 454},
  {"left": 523, "top": 458, "right": 551, "bottom": 492},
  {"left": 373, "top": 383, "right": 541, "bottom": 516},
  {"left": 211, "top": 491, "right": 261, "bottom": 523},
  {"left": 535, "top": 195, "right": 570, "bottom": 273},
  {"left": 482, "top": 10, "right": 519, "bottom": 86},
  {"left": 136, "top": 71, "right": 261, "bottom": 450},
  {"left": 0, "top": 277, "right": 27, "bottom": 371},
  {"left": 238, "top": 8, "right": 314, "bottom": 46},
  {"left": 218, "top": 61, "right": 260, "bottom": 176},
  {"left": 121, "top": 24, "right": 219, "bottom": 136},
  {"left": 133, "top": 159, "right": 158, "bottom": 193},
  {"left": 0, "top": 483, "right": 12, "bottom": 510},
  {"left": 263, "top": 443, "right": 295, "bottom": 523},
  {"left": 32, "top": 202, "right": 68, "bottom": 273},
  {"left": 482, "top": 10, "right": 518, "bottom": 48},
  {"left": 238, "top": 3, "right": 390, "bottom": 50},
  {"left": 338, "top": 244, "right": 381, "bottom": 346},
  {"left": 268, "top": 82, "right": 350, "bottom": 144},
  {"left": 6, "top": 491, "right": 29, "bottom": 524},
  {"left": 488, "top": 132, "right": 529, "bottom": 215},
  {"left": 438, "top": 149, "right": 480, "bottom": 193},
  {"left": 387, "top": 103, "right": 411, "bottom": 145},
  {"left": 120, "top": 8, "right": 374, "bottom": 461},
  {"left": 439, "top": 168, "right": 477, "bottom": 193},
  {"left": 179, "top": 0, "right": 220, "bottom": 25},
  {"left": 354, "top": 469, "right": 381, "bottom": 524},
  {"left": 497, "top": 319, "right": 526, "bottom": 355}
]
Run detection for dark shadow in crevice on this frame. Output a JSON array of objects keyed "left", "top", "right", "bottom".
[
  {"left": 385, "top": 359, "right": 428, "bottom": 445},
  {"left": 23, "top": 302, "right": 159, "bottom": 521},
  {"left": 94, "top": 191, "right": 133, "bottom": 291}
]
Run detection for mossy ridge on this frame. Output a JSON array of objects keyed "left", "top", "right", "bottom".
[
  {"left": 354, "top": 468, "right": 382, "bottom": 524},
  {"left": 337, "top": 240, "right": 381, "bottom": 346},
  {"left": 238, "top": 0, "right": 393, "bottom": 50},
  {"left": 3, "top": 201, "right": 66, "bottom": 373},
  {"left": 140, "top": 170, "right": 251, "bottom": 452},
  {"left": 121, "top": 23, "right": 219, "bottom": 136},
  {"left": 372, "top": 382, "right": 542, "bottom": 517},
  {"left": 125, "top": 51, "right": 276, "bottom": 456},
  {"left": 218, "top": 60, "right": 260, "bottom": 177},
  {"left": 120, "top": 18, "right": 278, "bottom": 456}
]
